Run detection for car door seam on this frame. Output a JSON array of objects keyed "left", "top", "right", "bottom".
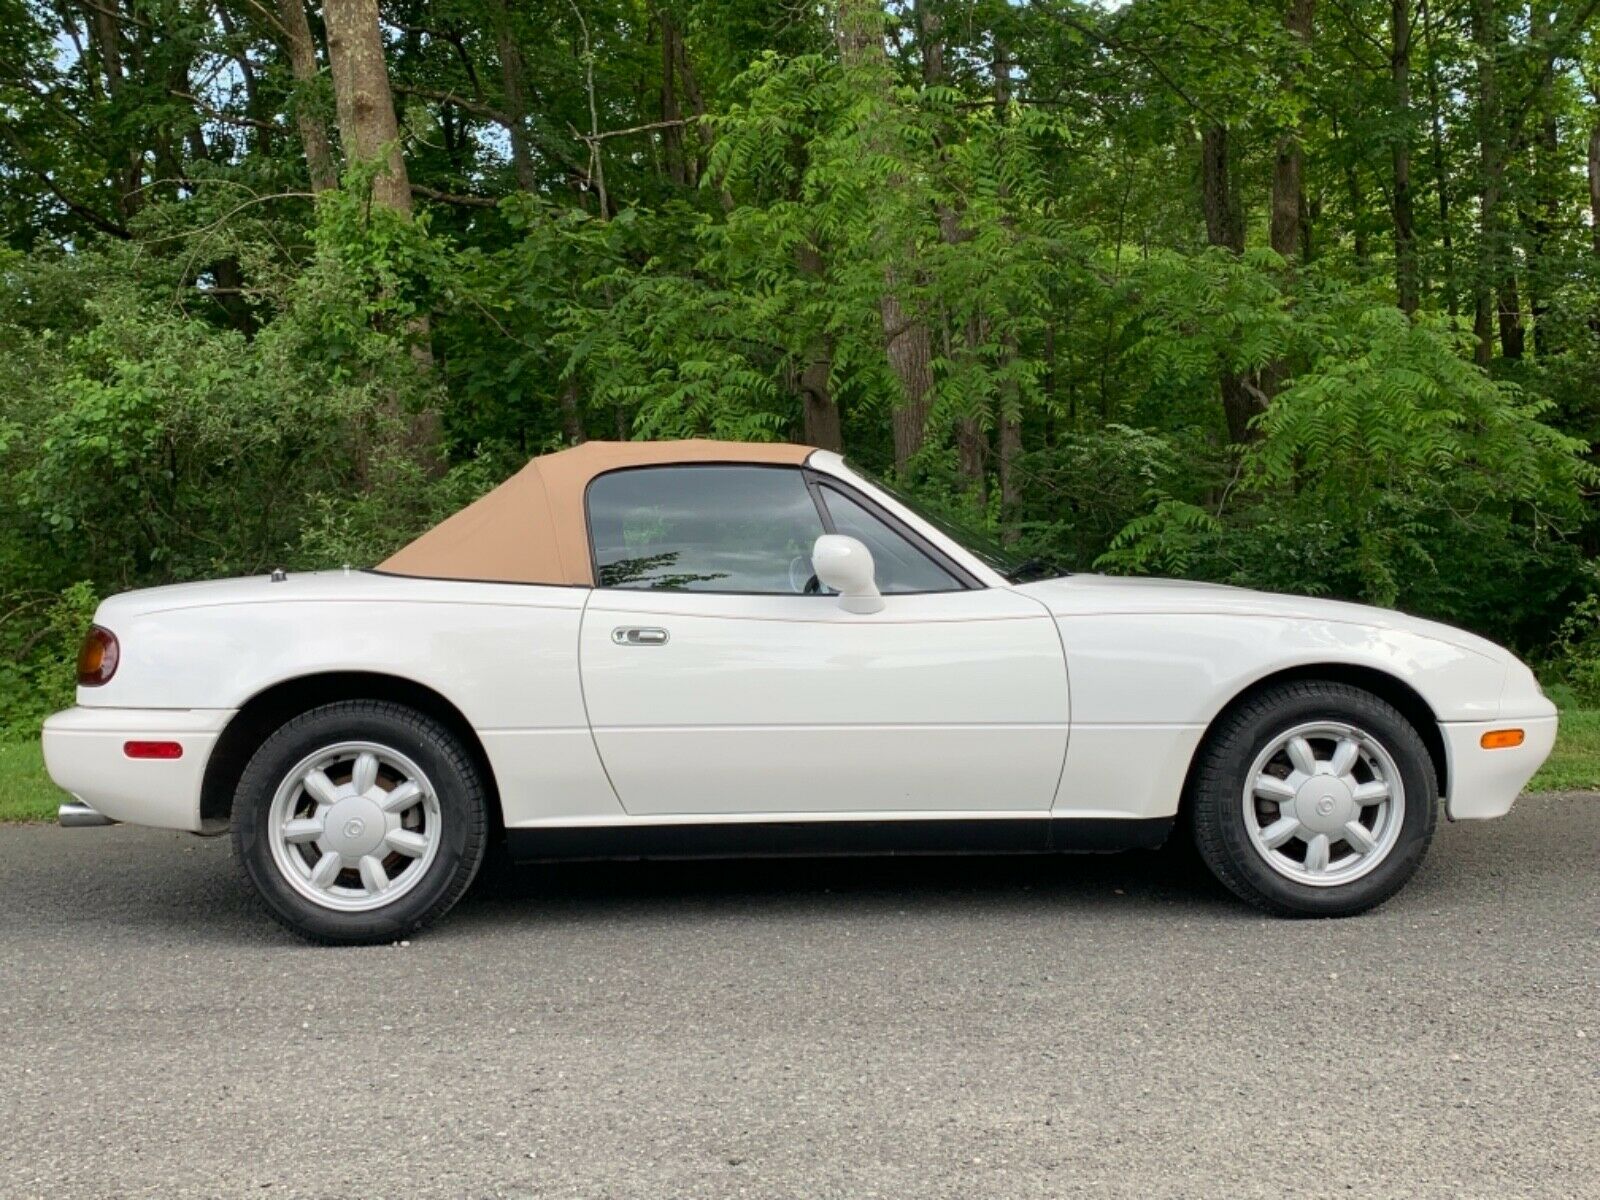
[
  {"left": 1011, "top": 586, "right": 1073, "bottom": 834},
  {"left": 575, "top": 588, "right": 629, "bottom": 813}
]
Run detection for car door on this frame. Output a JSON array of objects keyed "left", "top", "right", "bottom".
[{"left": 577, "top": 463, "right": 1069, "bottom": 818}]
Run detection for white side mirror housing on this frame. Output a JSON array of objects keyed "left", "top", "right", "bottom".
[{"left": 811, "top": 534, "right": 884, "bottom": 614}]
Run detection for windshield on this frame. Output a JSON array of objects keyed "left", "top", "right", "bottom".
[{"left": 843, "top": 462, "right": 1055, "bottom": 583}]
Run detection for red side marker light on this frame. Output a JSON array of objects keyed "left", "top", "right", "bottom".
[{"left": 124, "top": 741, "right": 183, "bottom": 760}]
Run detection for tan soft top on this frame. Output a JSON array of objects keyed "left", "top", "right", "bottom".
[{"left": 379, "top": 439, "right": 815, "bottom": 586}]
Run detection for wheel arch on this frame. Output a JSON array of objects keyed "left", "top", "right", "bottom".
[
  {"left": 1180, "top": 664, "right": 1448, "bottom": 816},
  {"left": 199, "top": 672, "right": 502, "bottom": 835}
]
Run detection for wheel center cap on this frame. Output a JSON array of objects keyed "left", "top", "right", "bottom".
[
  {"left": 1294, "top": 776, "right": 1355, "bottom": 835},
  {"left": 323, "top": 796, "right": 385, "bottom": 856}
]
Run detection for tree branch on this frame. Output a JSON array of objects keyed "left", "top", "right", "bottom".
[
  {"left": 409, "top": 181, "right": 500, "bottom": 208},
  {"left": 0, "top": 125, "right": 130, "bottom": 238},
  {"left": 577, "top": 117, "right": 694, "bottom": 143},
  {"left": 171, "top": 90, "right": 280, "bottom": 132},
  {"left": 1048, "top": 8, "right": 1219, "bottom": 124},
  {"left": 394, "top": 84, "right": 510, "bottom": 125}
]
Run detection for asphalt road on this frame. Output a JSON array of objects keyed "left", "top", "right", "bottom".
[{"left": 1, "top": 797, "right": 1596, "bottom": 1200}]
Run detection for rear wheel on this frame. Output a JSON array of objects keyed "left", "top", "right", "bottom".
[
  {"left": 232, "top": 701, "right": 488, "bottom": 944},
  {"left": 1190, "top": 681, "right": 1437, "bottom": 917}
]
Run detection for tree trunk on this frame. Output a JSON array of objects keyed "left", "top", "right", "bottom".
[
  {"left": 276, "top": 0, "right": 338, "bottom": 192},
  {"left": 996, "top": 403, "right": 1021, "bottom": 544},
  {"left": 799, "top": 354, "right": 842, "bottom": 451},
  {"left": 1497, "top": 275, "right": 1524, "bottom": 360},
  {"left": 994, "top": 35, "right": 1022, "bottom": 538},
  {"left": 1524, "top": 2, "right": 1560, "bottom": 356},
  {"left": 1270, "top": 147, "right": 1306, "bottom": 263},
  {"left": 1470, "top": 0, "right": 1522, "bottom": 363},
  {"left": 672, "top": 18, "right": 713, "bottom": 186},
  {"left": 559, "top": 378, "right": 586, "bottom": 443},
  {"left": 1201, "top": 125, "right": 1254, "bottom": 444},
  {"left": 1589, "top": 118, "right": 1600, "bottom": 258},
  {"left": 659, "top": 10, "right": 687, "bottom": 187},
  {"left": 918, "top": 0, "right": 945, "bottom": 86},
  {"left": 1527, "top": 106, "right": 1559, "bottom": 355},
  {"left": 839, "top": 0, "right": 934, "bottom": 472},
  {"left": 80, "top": 0, "right": 142, "bottom": 218},
  {"left": 322, "top": 0, "right": 441, "bottom": 465},
  {"left": 216, "top": 3, "right": 270, "bottom": 158},
  {"left": 1262, "top": 1, "right": 1315, "bottom": 407},
  {"left": 1345, "top": 162, "right": 1370, "bottom": 271},
  {"left": 956, "top": 417, "right": 987, "bottom": 500},
  {"left": 323, "top": 0, "right": 413, "bottom": 218},
  {"left": 922, "top": 0, "right": 985, "bottom": 494},
  {"left": 1201, "top": 126, "right": 1245, "bottom": 254},
  {"left": 1391, "top": 0, "right": 1419, "bottom": 315},
  {"left": 493, "top": 0, "right": 537, "bottom": 192},
  {"left": 1270, "top": 0, "right": 1315, "bottom": 261},
  {"left": 1421, "top": 0, "right": 1456, "bottom": 314},
  {"left": 796, "top": 241, "right": 842, "bottom": 452},
  {"left": 884, "top": 301, "right": 936, "bottom": 472}
]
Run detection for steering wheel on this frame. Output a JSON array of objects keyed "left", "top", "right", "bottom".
[{"left": 788, "top": 554, "right": 821, "bottom": 595}]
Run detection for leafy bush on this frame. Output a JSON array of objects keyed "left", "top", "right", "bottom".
[{"left": 0, "top": 581, "right": 98, "bottom": 735}]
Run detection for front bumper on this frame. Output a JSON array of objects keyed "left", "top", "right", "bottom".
[
  {"left": 1441, "top": 712, "right": 1558, "bottom": 820},
  {"left": 41, "top": 707, "right": 234, "bottom": 833}
]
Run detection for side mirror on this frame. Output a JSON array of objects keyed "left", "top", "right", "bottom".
[{"left": 811, "top": 534, "right": 884, "bottom": 614}]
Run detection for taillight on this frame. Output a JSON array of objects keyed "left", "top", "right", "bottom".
[{"left": 76, "top": 625, "right": 119, "bottom": 687}]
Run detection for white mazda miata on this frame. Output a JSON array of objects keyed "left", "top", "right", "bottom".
[{"left": 43, "top": 439, "right": 1557, "bottom": 942}]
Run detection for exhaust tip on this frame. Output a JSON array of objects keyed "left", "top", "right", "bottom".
[{"left": 58, "top": 800, "right": 116, "bottom": 828}]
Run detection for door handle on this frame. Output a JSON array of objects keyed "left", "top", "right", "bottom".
[{"left": 612, "top": 626, "right": 670, "bottom": 646}]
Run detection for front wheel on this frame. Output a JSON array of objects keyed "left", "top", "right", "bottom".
[
  {"left": 232, "top": 701, "right": 488, "bottom": 944},
  {"left": 1190, "top": 681, "right": 1438, "bottom": 917}
]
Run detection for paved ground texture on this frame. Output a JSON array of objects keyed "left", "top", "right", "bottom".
[{"left": 1, "top": 796, "right": 1596, "bottom": 1200}]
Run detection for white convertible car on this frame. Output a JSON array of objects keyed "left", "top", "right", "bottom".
[{"left": 44, "top": 439, "right": 1556, "bottom": 942}]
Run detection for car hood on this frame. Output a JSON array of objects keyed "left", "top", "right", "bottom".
[{"left": 1017, "top": 574, "right": 1514, "bottom": 664}]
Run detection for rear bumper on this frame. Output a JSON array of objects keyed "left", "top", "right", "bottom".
[
  {"left": 1441, "top": 711, "right": 1558, "bottom": 820},
  {"left": 41, "top": 707, "right": 234, "bottom": 833}
]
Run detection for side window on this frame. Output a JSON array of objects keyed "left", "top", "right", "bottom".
[
  {"left": 817, "top": 485, "right": 963, "bottom": 593},
  {"left": 588, "top": 466, "right": 826, "bottom": 593}
]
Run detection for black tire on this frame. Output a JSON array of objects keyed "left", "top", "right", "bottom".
[
  {"left": 232, "top": 700, "right": 488, "bottom": 945},
  {"left": 1190, "top": 680, "right": 1438, "bottom": 918}
]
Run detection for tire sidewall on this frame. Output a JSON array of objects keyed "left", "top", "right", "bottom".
[
  {"left": 1195, "top": 685, "right": 1438, "bottom": 917},
  {"left": 233, "top": 703, "right": 486, "bottom": 943}
]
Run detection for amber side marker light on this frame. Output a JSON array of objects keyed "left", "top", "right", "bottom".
[
  {"left": 76, "top": 625, "right": 119, "bottom": 687},
  {"left": 1480, "top": 729, "right": 1526, "bottom": 750},
  {"left": 124, "top": 741, "right": 183, "bottom": 760}
]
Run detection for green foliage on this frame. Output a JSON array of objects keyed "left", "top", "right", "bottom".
[
  {"left": 1542, "top": 592, "right": 1600, "bottom": 704},
  {"left": 3, "top": 0, "right": 1600, "bottom": 734},
  {"left": 1098, "top": 272, "right": 1594, "bottom": 643},
  {"left": 0, "top": 582, "right": 97, "bottom": 735}
]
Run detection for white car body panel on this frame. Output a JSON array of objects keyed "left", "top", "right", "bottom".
[
  {"left": 49, "top": 572, "right": 620, "bottom": 831},
  {"left": 1020, "top": 576, "right": 1551, "bottom": 821},
  {"left": 41, "top": 706, "right": 231, "bottom": 831},
  {"left": 580, "top": 587, "right": 1068, "bottom": 815},
  {"left": 41, "top": 454, "right": 1557, "bottom": 843}
]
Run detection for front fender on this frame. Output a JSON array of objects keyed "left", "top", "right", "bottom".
[{"left": 1051, "top": 613, "right": 1509, "bottom": 820}]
